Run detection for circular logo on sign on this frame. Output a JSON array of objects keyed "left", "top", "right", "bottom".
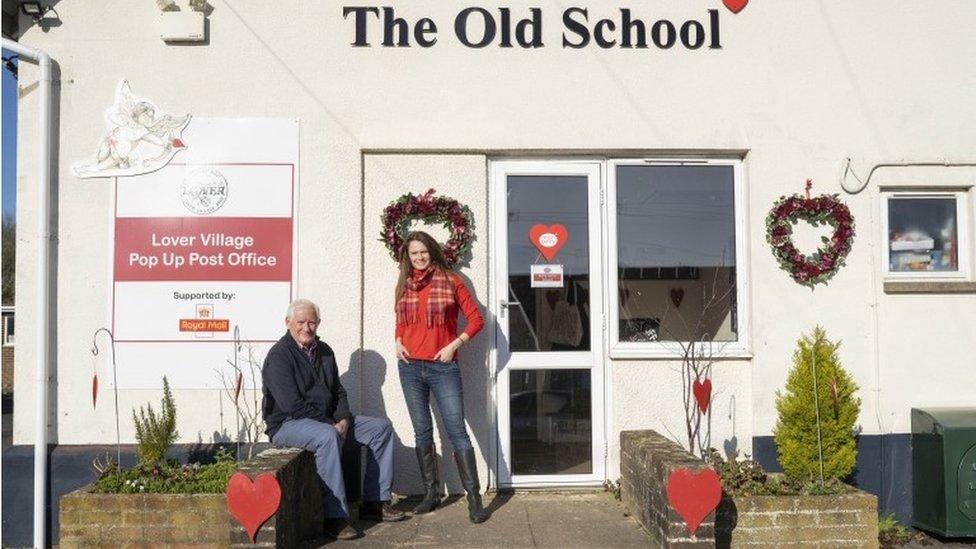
[
  {"left": 539, "top": 233, "right": 559, "bottom": 248},
  {"left": 181, "top": 168, "right": 228, "bottom": 215}
]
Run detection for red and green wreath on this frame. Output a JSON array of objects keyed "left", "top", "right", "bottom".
[
  {"left": 766, "top": 181, "right": 855, "bottom": 287},
  {"left": 380, "top": 188, "right": 475, "bottom": 268}
]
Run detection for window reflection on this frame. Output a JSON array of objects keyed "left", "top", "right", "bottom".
[
  {"left": 507, "top": 176, "right": 590, "bottom": 352},
  {"left": 510, "top": 369, "right": 592, "bottom": 475},
  {"left": 615, "top": 165, "right": 737, "bottom": 343},
  {"left": 888, "top": 197, "right": 958, "bottom": 272}
]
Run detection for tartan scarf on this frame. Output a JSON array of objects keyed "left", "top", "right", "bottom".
[{"left": 396, "top": 266, "right": 454, "bottom": 327}]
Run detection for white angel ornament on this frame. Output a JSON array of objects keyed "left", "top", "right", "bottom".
[{"left": 73, "top": 80, "right": 190, "bottom": 178}]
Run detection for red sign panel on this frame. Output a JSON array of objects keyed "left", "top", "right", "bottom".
[{"left": 114, "top": 217, "right": 292, "bottom": 281}]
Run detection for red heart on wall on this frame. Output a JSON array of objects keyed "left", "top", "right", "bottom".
[
  {"left": 529, "top": 224, "right": 569, "bottom": 262},
  {"left": 226, "top": 472, "right": 282, "bottom": 542},
  {"left": 723, "top": 0, "right": 748, "bottom": 14},
  {"left": 666, "top": 468, "right": 722, "bottom": 535},
  {"left": 693, "top": 378, "right": 712, "bottom": 413}
]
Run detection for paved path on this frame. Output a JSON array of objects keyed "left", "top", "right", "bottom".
[{"left": 302, "top": 491, "right": 651, "bottom": 548}]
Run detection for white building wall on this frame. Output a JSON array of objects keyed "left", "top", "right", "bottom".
[{"left": 13, "top": 1, "right": 976, "bottom": 486}]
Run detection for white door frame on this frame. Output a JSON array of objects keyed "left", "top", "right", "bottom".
[{"left": 488, "top": 159, "right": 606, "bottom": 488}]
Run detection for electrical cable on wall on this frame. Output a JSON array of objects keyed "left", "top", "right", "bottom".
[{"left": 839, "top": 157, "right": 976, "bottom": 195}]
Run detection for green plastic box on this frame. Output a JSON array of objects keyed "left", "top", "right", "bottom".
[{"left": 912, "top": 407, "right": 976, "bottom": 538}]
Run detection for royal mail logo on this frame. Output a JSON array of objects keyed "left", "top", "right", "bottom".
[{"left": 179, "top": 318, "right": 230, "bottom": 332}]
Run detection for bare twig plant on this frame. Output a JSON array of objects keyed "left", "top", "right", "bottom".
[
  {"left": 659, "top": 269, "right": 736, "bottom": 459},
  {"left": 214, "top": 326, "right": 265, "bottom": 460}
]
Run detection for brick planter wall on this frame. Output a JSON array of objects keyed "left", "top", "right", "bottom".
[
  {"left": 716, "top": 491, "right": 879, "bottom": 548},
  {"left": 60, "top": 492, "right": 228, "bottom": 547},
  {"left": 620, "top": 430, "right": 716, "bottom": 547},
  {"left": 59, "top": 447, "right": 322, "bottom": 548}
]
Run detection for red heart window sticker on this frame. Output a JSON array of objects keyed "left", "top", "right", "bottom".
[{"left": 529, "top": 224, "right": 568, "bottom": 262}]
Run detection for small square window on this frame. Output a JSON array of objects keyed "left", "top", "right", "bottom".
[{"left": 883, "top": 193, "right": 969, "bottom": 278}]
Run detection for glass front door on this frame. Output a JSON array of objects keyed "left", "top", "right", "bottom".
[{"left": 491, "top": 161, "right": 605, "bottom": 487}]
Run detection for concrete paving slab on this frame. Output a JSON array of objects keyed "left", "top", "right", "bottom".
[{"left": 301, "top": 490, "right": 651, "bottom": 548}]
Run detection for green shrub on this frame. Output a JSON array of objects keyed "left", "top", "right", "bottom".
[
  {"left": 133, "top": 376, "right": 179, "bottom": 465},
  {"left": 774, "top": 327, "right": 860, "bottom": 483},
  {"left": 707, "top": 448, "right": 847, "bottom": 497},
  {"left": 93, "top": 448, "right": 237, "bottom": 494},
  {"left": 878, "top": 513, "right": 911, "bottom": 547}
]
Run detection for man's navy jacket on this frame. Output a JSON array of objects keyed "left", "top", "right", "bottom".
[{"left": 262, "top": 332, "right": 352, "bottom": 439}]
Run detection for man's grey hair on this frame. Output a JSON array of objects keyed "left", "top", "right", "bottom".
[{"left": 286, "top": 298, "right": 320, "bottom": 320}]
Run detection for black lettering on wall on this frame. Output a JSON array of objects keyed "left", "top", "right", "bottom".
[
  {"left": 562, "top": 7, "right": 590, "bottom": 48},
  {"left": 456, "top": 7, "right": 497, "bottom": 48},
  {"left": 343, "top": 6, "right": 379, "bottom": 47}
]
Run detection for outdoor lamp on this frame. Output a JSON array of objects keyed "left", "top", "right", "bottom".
[{"left": 19, "top": 1, "right": 45, "bottom": 21}]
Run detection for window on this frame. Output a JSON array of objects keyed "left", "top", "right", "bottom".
[
  {"left": 608, "top": 160, "right": 747, "bottom": 358},
  {"left": 2, "top": 315, "right": 13, "bottom": 346},
  {"left": 882, "top": 192, "right": 969, "bottom": 278}
]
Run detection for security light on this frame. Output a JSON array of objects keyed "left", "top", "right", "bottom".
[
  {"left": 155, "top": 0, "right": 178, "bottom": 12},
  {"left": 19, "top": 1, "right": 45, "bottom": 20}
]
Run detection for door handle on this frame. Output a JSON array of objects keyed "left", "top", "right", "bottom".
[{"left": 499, "top": 300, "right": 521, "bottom": 318}]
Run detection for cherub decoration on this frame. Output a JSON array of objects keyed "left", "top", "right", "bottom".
[{"left": 72, "top": 80, "right": 190, "bottom": 178}]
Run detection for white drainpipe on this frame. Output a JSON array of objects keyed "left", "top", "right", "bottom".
[{"left": 2, "top": 36, "right": 53, "bottom": 549}]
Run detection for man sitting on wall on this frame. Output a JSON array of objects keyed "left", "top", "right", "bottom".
[{"left": 263, "top": 298, "right": 406, "bottom": 541}]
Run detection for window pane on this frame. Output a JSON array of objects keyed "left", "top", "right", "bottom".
[
  {"left": 510, "top": 369, "right": 592, "bottom": 475},
  {"left": 507, "top": 176, "right": 590, "bottom": 352},
  {"left": 888, "top": 197, "right": 958, "bottom": 272},
  {"left": 615, "top": 165, "right": 737, "bottom": 343}
]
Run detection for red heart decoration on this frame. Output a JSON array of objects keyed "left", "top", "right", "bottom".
[
  {"left": 171, "top": 137, "right": 186, "bottom": 149},
  {"left": 722, "top": 0, "right": 747, "bottom": 14},
  {"left": 693, "top": 378, "right": 712, "bottom": 413},
  {"left": 666, "top": 468, "right": 722, "bottom": 535},
  {"left": 528, "top": 224, "right": 568, "bottom": 262},
  {"left": 226, "top": 472, "right": 282, "bottom": 542},
  {"left": 669, "top": 288, "right": 684, "bottom": 309}
]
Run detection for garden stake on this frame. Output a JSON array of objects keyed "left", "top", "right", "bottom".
[
  {"left": 810, "top": 340, "right": 825, "bottom": 485},
  {"left": 91, "top": 328, "right": 122, "bottom": 468}
]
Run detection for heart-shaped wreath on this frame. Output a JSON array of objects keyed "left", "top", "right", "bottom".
[
  {"left": 380, "top": 188, "right": 475, "bottom": 268},
  {"left": 765, "top": 181, "right": 855, "bottom": 287}
]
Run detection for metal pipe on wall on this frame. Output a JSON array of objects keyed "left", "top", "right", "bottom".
[{"left": 1, "top": 36, "right": 54, "bottom": 549}]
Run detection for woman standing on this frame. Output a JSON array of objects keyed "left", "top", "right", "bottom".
[{"left": 394, "top": 231, "right": 488, "bottom": 523}]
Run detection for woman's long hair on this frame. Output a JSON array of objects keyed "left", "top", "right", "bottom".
[{"left": 395, "top": 231, "right": 453, "bottom": 303}]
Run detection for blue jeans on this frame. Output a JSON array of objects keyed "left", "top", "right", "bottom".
[
  {"left": 398, "top": 359, "right": 473, "bottom": 452},
  {"left": 271, "top": 415, "right": 394, "bottom": 518}
]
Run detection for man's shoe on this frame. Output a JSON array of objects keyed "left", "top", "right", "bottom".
[
  {"left": 324, "top": 518, "right": 363, "bottom": 540},
  {"left": 413, "top": 445, "right": 442, "bottom": 514},
  {"left": 360, "top": 501, "right": 407, "bottom": 522}
]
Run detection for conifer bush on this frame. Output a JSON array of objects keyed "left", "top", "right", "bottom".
[
  {"left": 774, "top": 327, "right": 860, "bottom": 483},
  {"left": 133, "top": 376, "right": 179, "bottom": 465}
]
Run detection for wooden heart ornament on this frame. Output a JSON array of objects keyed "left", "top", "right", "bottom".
[
  {"left": 693, "top": 378, "right": 712, "bottom": 413},
  {"left": 226, "top": 472, "right": 282, "bottom": 542},
  {"left": 529, "top": 224, "right": 568, "bottom": 262},
  {"left": 723, "top": 0, "right": 748, "bottom": 14},
  {"left": 666, "top": 468, "right": 722, "bottom": 535}
]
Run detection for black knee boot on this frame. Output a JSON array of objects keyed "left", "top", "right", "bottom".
[
  {"left": 413, "top": 445, "right": 441, "bottom": 514},
  {"left": 455, "top": 448, "right": 489, "bottom": 523}
]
